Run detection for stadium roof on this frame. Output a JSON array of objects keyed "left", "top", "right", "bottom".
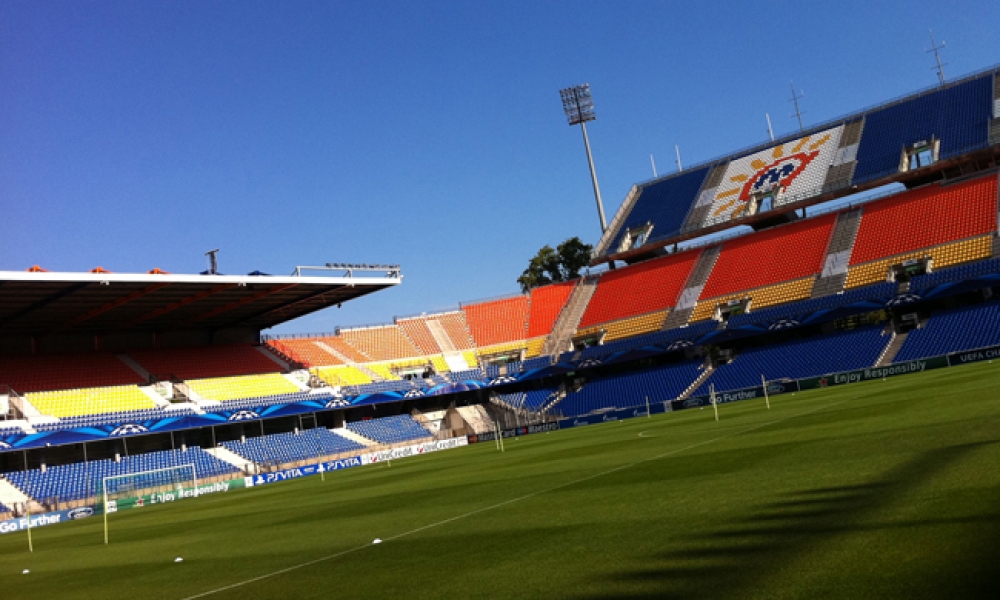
[{"left": 0, "top": 269, "right": 402, "bottom": 336}]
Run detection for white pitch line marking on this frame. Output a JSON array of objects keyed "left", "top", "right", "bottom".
[{"left": 182, "top": 399, "right": 844, "bottom": 599}]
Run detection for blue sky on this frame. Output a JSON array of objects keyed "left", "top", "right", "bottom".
[{"left": 2, "top": 1, "right": 997, "bottom": 334}]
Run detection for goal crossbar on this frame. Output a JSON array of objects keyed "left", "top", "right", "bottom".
[{"left": 101, "top": 464, "right": 198, "bottom": 544}]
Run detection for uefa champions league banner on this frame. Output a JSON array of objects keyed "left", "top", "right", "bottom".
[
  {"left": 0, "top": 506, "right": 95, "bottom": 535},
  {"left": 946, "top": 344, "right": 1000, "bottom": 366}
]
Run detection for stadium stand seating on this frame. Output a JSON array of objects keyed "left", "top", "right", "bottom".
[
  {"left": 202, "top": 391, "right": 329, "bottom": 411},
  {"left": 852, "top": 76, "right": 995, "bottom": 185},
  {"left": 185, "top": 373, "right": 302, "bottom": 402},
  {"left": 909, "top": 257, "right": 1000, "bottom": 291},
  {"left": 462, "top": 295, "right": 529, "bottom": 347},
  {"left": 696, "top": 326, "right": 889, "bottom": 394},
  {"left": 0, "top": 420, "right": 25, "bottom": 433},
  {"left": 519, "top": 356, "right": 552, "bottom": 372},
  {"left": 690, "top": 278, "right": 817, "bottom": 322},
  {"left": 895, "top": 301, "right": 1000, "bottom": 362},
  {"left": 129, "top": 345, "right": 282, "bottom": 380},
  {"left": 576, "top": 320, "right": 719, "bottom": 360},
  {"left": 846, "top": 236, "right": 995, "bottom": 289},
  {"left": 355, "top": 379, "right": 417, "bottom": 395},
  {"left": 365, "top": 363, "right": 399, "bottom": 380},
  {"left": 396, "top": 316, "right": 443, "bottom": 355},
  {"left": 605, "top": 166, "right": 712, "bottom": 252},
  {"left": 523, "top": 388, "right": 560, "bottom": 411},
  {"left": 475, "top": 341, "right": 529, "bottom": 366},
  {"left": 313, "top": 366, "right": 373, "bottom": 387},
  {"left": 339, "top": 325, "right": 421, "bottom": 362},
  {"left": 268, "top": 338, "right": 344, "bottom": 367},
  {"left": 3, "top": 448, "right": 239, "bottom": 503},
  {"left": 449, "top": 368, "right": 485, "bottom": 381},
  {"left": 26, "top": 385, "right": 157, "bottom": 418},
  {"left": 849, "top": 175, "right": 998, "bottom": 267},
  {"left": 555, "top": 360, "right": 705, "bottom": 416},
  {"left": 33, "top": 406, "right": 199, "bottom": 431},
  {"left": 221, "top": 428, "right": 365, "bottom": 466},
  {"left": 318, "top": 336, "right": 372, "bottom": 362},
  {"left": 524, "top": 336, "right": 548, "bottom": 358},
  {"left": 701, "top": 214, "right": 836, "bottom": 300},
  {"left": 346, "top": 415, "right": 433, "bottom": 444},
  {"left": 0, "top": 353, "right": 145, "bottom": 393},
  {"left": 725, "top": 282, "right": 898, "bottom": 327},
  {"left": 498, "top": 389, "right": 559, "bottom": 411},
  {"left": 435, "top": 312, "right": 477, "bottom": 350},
  {"left": 527, "top": 281, "right": 578, "bottom": 338},
  {"left": 578, "top": 311, "right": 669, "bottom": 342},
  {"left": 578, "top": 250, "right": 701, "bottom": 329},
  {"left": 395, "top": 311, "right": 477, "bottom": 354}
]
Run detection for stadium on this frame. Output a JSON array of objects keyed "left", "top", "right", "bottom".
[{"left": 3, "top": 7, "right": 1000, "bottom": 599}]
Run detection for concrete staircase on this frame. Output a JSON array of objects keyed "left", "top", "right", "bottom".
[
  {"left": 594, "top": 185, "right": 641, "bottom": 256},
  {"left": 204, "top": 446, "right": 259, "bottom": 474},
  {"left": 332, "top": 426, "right": 377, "bottom": 447},
  {"left": 425, "top": 319, "right": 457, "bottom": 352},
  {"left": 681, "top": 164, "right": 728, "bottom": 232},
  {"left": 663, "top": 245, "right": 722, "bottom": 330},
  {"left": 540, "top": 385, "right": 568, "bottom": 413},
  {"left": 456, "top": 405, "right": 495, "bottom": 434},
  {"left": 823, "top": 119, "right": 865, "bottom": 193},
  {"left": 117, "top": 353, "right": 153, "bottom": 382},
  {"left": 541, "top": 276, "right": 600, "bottom": 357},
  {"left": 314, "top": 341, "right": 366, "bottom": 370},
  {"left": 315, "top": 342, "right": 384, "bottom": 381},
  {"left": 0, "top": 477, "right": 42, "bottom": 513},
  {"left": 255, "top": 345, "right": 291, "bottom": 370},
  {"left": 677, "top": 364, "right": 714, "bottom": 400},
  {"left": 875, "top": 331, "right": 910, "bottom": 367},
  {"left": 812, "top": 208, "right": 863, "bottom": 298}
]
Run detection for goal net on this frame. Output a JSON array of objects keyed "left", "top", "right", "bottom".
[{"left": 98, "top": 464, "right": 198, "bottom": 544}]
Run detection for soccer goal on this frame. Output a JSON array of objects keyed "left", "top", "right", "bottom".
[{"left": 99, "top": 464, "right": 198, "bottom": 544}]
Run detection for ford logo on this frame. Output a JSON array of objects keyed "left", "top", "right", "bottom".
[{"left": 68, "top": 507, "right": 94, "bottom": 520}]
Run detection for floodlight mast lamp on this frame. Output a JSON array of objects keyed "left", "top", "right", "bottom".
[{"left": 560, "top": 84, "right": 607, "bottom": 233}]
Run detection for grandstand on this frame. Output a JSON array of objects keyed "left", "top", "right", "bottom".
[{"left": 593, "top": 66, "right": 1000, "bottom": 263}]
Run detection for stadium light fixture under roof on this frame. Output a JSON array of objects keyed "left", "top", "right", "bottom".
[{"left": 559, "top": 83, "right": 607, "bottom": 233}]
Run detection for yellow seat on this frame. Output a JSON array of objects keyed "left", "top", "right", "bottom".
[
  {"left": 27, "top": 385, "right": 156, "bottom": 417},
  {"left": 186, "top": 373, "right": 301, "bottom": 402}
]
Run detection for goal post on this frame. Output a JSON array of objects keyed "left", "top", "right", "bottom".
[{"left": 99, "top": 463, "right": 198, "bottom": 544}]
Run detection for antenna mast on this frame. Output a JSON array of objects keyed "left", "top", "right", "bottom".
[
  {"left": 789, "top": 82, "right": 805, "bottom": 133},
  {"left": 927, "top": 30, "right": 947, "bottom": 86}
]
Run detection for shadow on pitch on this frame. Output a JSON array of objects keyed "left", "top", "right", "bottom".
[{"left": 579, "top": 441, "right": 1000, "bottom": 600}]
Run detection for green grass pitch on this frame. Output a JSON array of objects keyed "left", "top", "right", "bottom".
[{"left": 3, "top": 360, "right": 1000, "bottom": 599}]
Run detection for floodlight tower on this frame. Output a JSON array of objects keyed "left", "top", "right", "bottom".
[{"left": 560, "top": 84, "right": 607, "bottom": 233}]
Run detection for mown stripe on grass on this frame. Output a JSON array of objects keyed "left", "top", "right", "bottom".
[{"left": 182, "top": 400, "right": 844, "bottom": 599}]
